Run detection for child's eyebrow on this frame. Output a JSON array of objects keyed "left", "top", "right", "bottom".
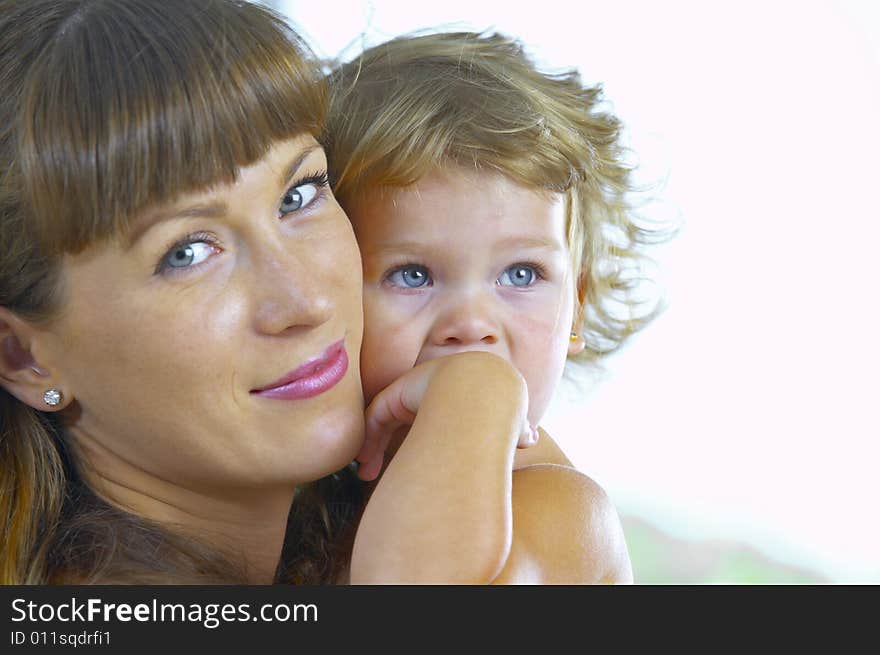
[
  {"left": 363, "top": 237, "right": 563, "bottom": 256},
  {"left": 359, "top": 241, "right": 434, "bottom": 257},
  {"left": 492, "top": 236, "right": 565, "bottom": 251}
]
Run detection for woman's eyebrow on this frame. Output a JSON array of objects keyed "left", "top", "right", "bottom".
[
  {"left": 125, "top": 202, "right": 228, "bottom": 248},
  {"left": 124, "top": 145, "right": 323, "bottom": 248},
  {"left": 277, "top": 144, "right": 322, "bottom": 187}
]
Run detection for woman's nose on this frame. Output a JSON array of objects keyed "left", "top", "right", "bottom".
[
  {"left": 429, "top": 293, "right": 499, "bottom": 347},
  {"left": 251, "top": 249, "right": 333, "bottom": 335}
]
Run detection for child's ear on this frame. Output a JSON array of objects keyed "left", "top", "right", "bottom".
[
  {"left": 568, "top": 280, "right": 587, "bottom": 357},
  {"left": 0, "top": 307, "right": 70, "bottom": 412},
  {"left": 568, "top": 330, "right": 585, "bottom": 356}
]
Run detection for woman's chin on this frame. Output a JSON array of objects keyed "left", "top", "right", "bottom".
[{"left": 285, "top": 405, "right": 365, "bottom": 481}]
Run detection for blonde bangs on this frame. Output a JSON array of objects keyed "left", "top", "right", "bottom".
[
  {"left": 328, "top": 39, "right": 585, "bottom": 205},
  {"left": 16, "top": 0, "right": 326, "bottom": 255}
]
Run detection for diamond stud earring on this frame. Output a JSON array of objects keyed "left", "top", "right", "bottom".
[{"left": 43, "top": 388, "right": 62, "bottom": 407}]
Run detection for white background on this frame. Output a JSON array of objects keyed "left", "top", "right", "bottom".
[{"left": 275, "top": 0, "right": 880, "bottom": 582}]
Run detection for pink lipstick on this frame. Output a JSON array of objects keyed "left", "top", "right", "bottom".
[{"left": 251, "top": 339, "right": 348, "bottom": 400}]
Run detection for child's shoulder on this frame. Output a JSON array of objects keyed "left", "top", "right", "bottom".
[
  {"left": 513, "top": 426, "right": 573, "bottom": 469},
  {"left": 494, "top": 464, "right": 633, "bottom": 584}
]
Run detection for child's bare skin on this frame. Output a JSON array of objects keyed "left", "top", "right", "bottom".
[{"left": 350, "top": 352, "right": 631, "bottom": 584}]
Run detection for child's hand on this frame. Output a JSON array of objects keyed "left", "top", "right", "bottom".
[{"left": 355, "top": 353, "right": 537, "bottom": 481}]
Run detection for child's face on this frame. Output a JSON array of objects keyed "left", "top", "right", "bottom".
[{"left": 349, "top": 167, "right": 580, "bottom": 426}]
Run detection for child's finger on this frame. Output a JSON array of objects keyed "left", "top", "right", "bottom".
[
  {"left": 356, "top": 411, "right": 395, "bottom": 470},
  {"left": 355, "top": 412, "right": 382, "bottom": 465},
  {"left": 356, "top": 405, "right": 404, "bottom": 481},
  {"left": 516, "top": 423, "right": 539, "bottom": 449},
  {"left": 358, "top": 384, "right": 417, "bottom": 468},
  {"left": 355, "top": 451, "right": 384, "bottom": 481}
]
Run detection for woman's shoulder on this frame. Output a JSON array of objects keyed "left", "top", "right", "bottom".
[{"left": 493, "top": 464, "right": 633, "bottom": 584}]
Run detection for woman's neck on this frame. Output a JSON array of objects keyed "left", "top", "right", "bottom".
[{"left": 71, "top": 432, "right": 296, "bottom": 584}]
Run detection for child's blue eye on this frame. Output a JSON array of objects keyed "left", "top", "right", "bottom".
[
  {"left": 498, "top": 264, "right": 538, "bottom": 287},
  {"left": 387, "top": 265, "right": 431, "bottom": 288}
]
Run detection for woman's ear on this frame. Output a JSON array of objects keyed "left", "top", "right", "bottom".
[{"left": 0, "top": 307, "right": 70, "bottom": 412}]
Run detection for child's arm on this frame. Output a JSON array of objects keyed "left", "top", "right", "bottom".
[
  {"left": 350, "top": 351, "right": 530, "bottom": 584},
  {"left": 349, "top": 352, "right": 631, "bottom": 584},
  {"left": 493, "top": 464, "right": 634, "bottom": 584},
  {"left": 513, "top": 426, "right": 574, "bottom": 469}
]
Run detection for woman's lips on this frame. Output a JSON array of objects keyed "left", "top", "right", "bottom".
[{"left": 251, "top": 339, "right": 348, "bottom": 400}]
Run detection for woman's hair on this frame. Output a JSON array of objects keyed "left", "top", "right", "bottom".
[
  {"left": 325, "top": 31, "right": 671, "bottom": 364},
  {"left": 0, "top": 0, "right": 360, "bottom": 584}
]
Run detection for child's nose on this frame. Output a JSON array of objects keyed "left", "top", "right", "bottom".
[{"left": 430, "top": 295, "right": 499, "bottom": 347}]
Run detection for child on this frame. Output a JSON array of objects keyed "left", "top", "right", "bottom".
[{"left": 326, "top": 32, "right": 662, "bottom": 583}]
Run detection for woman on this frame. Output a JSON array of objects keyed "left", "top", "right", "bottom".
[{"left": 0, "top": 0, "right": 372, "bottom": 584}]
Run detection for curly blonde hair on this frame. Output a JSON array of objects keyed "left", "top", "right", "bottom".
[{"left": 325, "top": 31, "right": 669, "bottom": 364}]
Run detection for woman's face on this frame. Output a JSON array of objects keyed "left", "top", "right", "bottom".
[{"left": 41, "top": 136, "right": 364, "bottom": 492}]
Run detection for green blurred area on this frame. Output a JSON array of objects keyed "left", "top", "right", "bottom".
[{"left": 621, "top": 515, "right": 830, "bottom": 584}]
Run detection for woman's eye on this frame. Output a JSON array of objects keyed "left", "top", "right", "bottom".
[
  {"left": 157, "top": 240, "right": 217, "bottom": 273},
  {"left": 498, "top": 264, "right": 538, "bottom": 287},
  {"left": 280, "top": 183, "right": 319, "bottom": 215},
  {"left": 387, "top": 265, "right": 431, "bottom": 288}
]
